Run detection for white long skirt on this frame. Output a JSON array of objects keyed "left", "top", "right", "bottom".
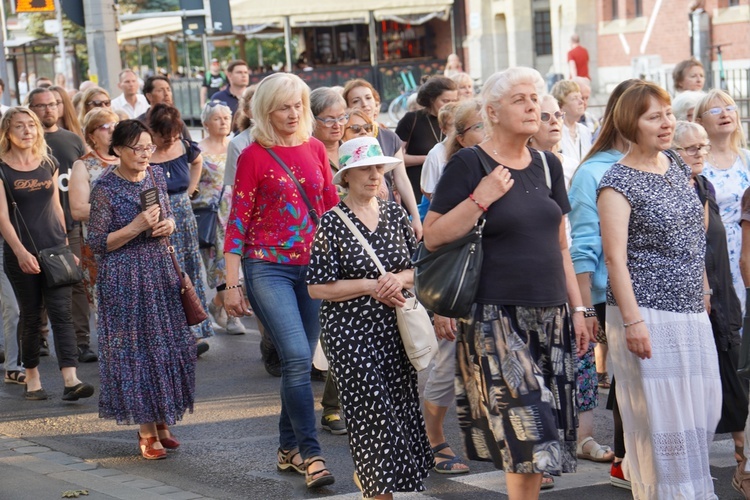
[{"left": 606, "top": 306, "right": 721, "bottom": 500}]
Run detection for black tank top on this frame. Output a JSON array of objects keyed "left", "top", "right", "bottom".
[{"left": 0, "top": 159, "right": 66, "bottom": 254}]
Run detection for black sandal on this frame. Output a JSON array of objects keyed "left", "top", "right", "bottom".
[
  {"left": 277, "top": 448, "right": 304, "bottom": 475},
  {"left": 4, "top": 371, "right": 26, "bottom": 385},
  {"left": 304, "top": 456, "right": 335, "bottom": 489}
]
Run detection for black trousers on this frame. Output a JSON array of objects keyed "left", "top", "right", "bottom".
[
  {"left": 68, "top": 226, "right": 91, "bottom": 347},
  {"left": 4, "top": 245, "right": 78, "bottom": 370},
  {"left": 594, "top": 302, "right": 626, "bottom": 459}
]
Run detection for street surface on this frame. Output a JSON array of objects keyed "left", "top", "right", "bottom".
[{"left": 0, "top": 314, "right": 744, "bottom": 499}]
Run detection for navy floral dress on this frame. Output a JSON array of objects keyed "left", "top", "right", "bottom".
[{"left": 88, "top": 167, "right": 196, "bottom": 425}]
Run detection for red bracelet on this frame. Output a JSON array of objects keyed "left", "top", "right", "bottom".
[{"left": 469, "top": 193, "right": 488, "bottom": 212}]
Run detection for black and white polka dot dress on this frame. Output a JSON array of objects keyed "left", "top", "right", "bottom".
[{"left": 307, "top": 199, "right": 433, "bottom": 497}]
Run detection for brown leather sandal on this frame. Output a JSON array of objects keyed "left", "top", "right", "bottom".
[
  {"left": 277, "top": 448, "right": 304, "bottom": 474},
  {"left": 304, "top": 456, "right": 335, "bottom": 489}
]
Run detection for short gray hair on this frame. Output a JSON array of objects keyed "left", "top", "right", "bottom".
[
  {"left": 481, "top": 67, "right": 546, "bottom": 122},
  {"left": 673, "top": 120, "right": 708, "bottom": 147},
  {"left": 672, "top": 90, "right": 705, "bottom": 121},
  {"left": 201, "top": 100, "right": 232, "bottom": 125},
  {"left": 310, "top": 87, "right": 346, "bottom": 117}
]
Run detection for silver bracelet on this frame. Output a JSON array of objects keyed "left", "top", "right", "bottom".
[{"left": 623, "top": 319, "right": 645, "bottom": 328}]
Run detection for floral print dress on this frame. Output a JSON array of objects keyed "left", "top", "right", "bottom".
[{"left": 702, "top": 150, "right": 750, "bottom": 312}]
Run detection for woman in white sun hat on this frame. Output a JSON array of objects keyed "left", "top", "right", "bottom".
[{"left": 307, "top": 136, "right": 433, "bottom": 499}]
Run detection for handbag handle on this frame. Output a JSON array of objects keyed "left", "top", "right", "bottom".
[
  {"left": 265, "top": 147, "right": 320, "bottom": 225},
  {"left": 147, "top": 166, "right": 184, "bottom": 278},
  {"left": 331, "top": 206, "right": 387, "bottom": 277}
]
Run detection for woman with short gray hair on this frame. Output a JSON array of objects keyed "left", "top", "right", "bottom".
[{"left": 423, "top": 67, "right": 590, "bottom": 498}]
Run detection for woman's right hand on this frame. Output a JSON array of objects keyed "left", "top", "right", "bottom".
[
  {"left": 133, "top": 205, "right": 161, "bottom": 233},
  {"left": 471, "top": 165, "right": 514, "bottom": 207},
  {"left": 17, "top": 249, "right": 41, "bottom": 274},
  {"left": 224, "top": 287, "right": 252, "bottom": 317},
  {"left": 626, "top": 322, "right": 652, "bottom": 359},
  {"left": 434, "top": 314, "right": 457, "bottom": 341}
]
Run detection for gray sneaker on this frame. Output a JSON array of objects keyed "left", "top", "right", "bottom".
[
  {"left": 321, "top": 413, "right": 347, "bottom": 435},
  {"left": 208, "top": 301, "right": 228, "bottom": 329},
  {"left": 225, "top": 316, "right": 246, "bottom": 335}
]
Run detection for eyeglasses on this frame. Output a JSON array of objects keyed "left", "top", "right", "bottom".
[
  {"left": 315, "top": 114, "right": 349, "bottom": 128},
  {"left": 346, "top": 123, "right": 373, "bottom": 134},
  {"left": 460, "top": 122, "right": 484, "bottom": 135},
  {"left": 125, "top": 144, "right": 157, "bottom": 156},
  {"left": 702, "top": 105, "right": 737, "bottom": 116},
  {"left": 55, "top": 100, "right": 63, "bottom": 106},
  {"left": 87, "top": 99, "right": 111, "bottom": 108},
  {"left": 206, "top": 100, "right": 228, "bottom": 108},
  {"left": 29, "top": 103, "right": 58, "bottom": 110},
  {"left": 97, "top": 122, "right": 118, "bottom": 131},
  {"left": 541, "top": 111, "right": 565, "bottom": 122},
  {"left": 675, "top": 144, "right": 711, "bottom": 156}
]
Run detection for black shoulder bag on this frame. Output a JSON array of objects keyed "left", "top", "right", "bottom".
[
  {"left": 193, "top": 186, "right": 224, "bottom": 248},
  {"left": 0, "top": 162, "right": 82, "bottom": 288},
  {"left": 265, "top": 147, "right": 320, "bottom": 225}
]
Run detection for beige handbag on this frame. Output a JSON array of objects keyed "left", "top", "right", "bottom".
[{"left": 332, "top": 206, "right": 437, "bottom": 371}]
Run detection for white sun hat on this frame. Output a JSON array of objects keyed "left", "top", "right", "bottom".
[{"left": 334, "top": 137, "right": 401, "bottom": 185}]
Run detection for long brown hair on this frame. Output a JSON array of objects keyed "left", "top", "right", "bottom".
[{"left": 49, "top": 85, "right": 83, "bottom": 138}]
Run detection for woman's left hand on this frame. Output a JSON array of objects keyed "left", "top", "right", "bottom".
[
  {"left": 572, "top": 311, "right": 589, "bottom": 357},
  {"left": 150, "top": 219, "right": 174, "bottom": 238},
  {"left": 375, "top": 272, "right": 403, "bottom": 300}
]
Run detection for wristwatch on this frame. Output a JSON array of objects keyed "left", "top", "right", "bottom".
[{"left": 704, "top": 289, "right": 713, "bottom": 296}]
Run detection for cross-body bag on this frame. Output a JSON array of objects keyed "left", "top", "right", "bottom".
[
  {"left": 193, "top": 185, "right": 225, "bottom": 248},
  {"left": 0, "top": 162, "right": 82, "bottom": 288},
  {"left": 331, "top": 205, "right": 437, "bottom": 371},
  {"left": 147, "top": 167, "right": 208, "bottom": 326},
  {"left": 265, "top": 148, "right": 320, "bottom": 225},
  {"left": 412, "top": 147, "right": 551, "bottom": 318}
]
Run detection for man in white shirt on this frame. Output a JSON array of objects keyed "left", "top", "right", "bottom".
[{"left": 111, "top": 69, "right": 149, "bottom": 119}]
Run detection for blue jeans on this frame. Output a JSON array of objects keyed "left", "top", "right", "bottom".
[{"left": 242, "top": 258, "right": 322, "bottom": 459}]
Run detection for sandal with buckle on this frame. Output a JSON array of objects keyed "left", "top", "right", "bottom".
[
  {"left": 4, "top": 371, "right": 26, "bottom": 385},
  {"left": 577, "top": 436, "right": 614, "bottom": 462},
  {"left": 156, "top": 423, "right": 180, "bottom": 450},
  {"left": 431, "top": 442, "right": 470, "bottom": 474},
  {"left": 304, "top": 456, "right": 335, "bottom": 489},
  {"left": 138, "top": 433, "right": 166, "bottom": 460},
  {"left": 277, "top": 447, "right": 305, "bottom": 475},
  {"left": 541, "top": 472, "right": 555, "bottom": 490},
  {"left": 597, "top": 372, "right": 611, "bottom": 389}
]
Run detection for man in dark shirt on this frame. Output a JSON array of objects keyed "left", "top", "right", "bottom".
[
  {"left": 200, "top": 59, "right": 228, "bottom": 107},
  {"left": 210, "top": 60, "right": 249, "bottom": 129},
  {"left": 136, "top": 75, "right": 192, "bottom": 140},
  {"left": 27, "top": 88, "right": 96, "bottom": 363}
]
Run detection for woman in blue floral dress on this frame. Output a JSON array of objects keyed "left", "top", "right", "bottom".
[
  {"left": 696, "top": 89, "right": 750, "bottom": 311},
  {"left": 88, "top": 120, "right": 196, "bottom": 460}
]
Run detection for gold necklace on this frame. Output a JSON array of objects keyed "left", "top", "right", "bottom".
[{"left": 426, "top": 114, "right": 443, "bottom": 143}]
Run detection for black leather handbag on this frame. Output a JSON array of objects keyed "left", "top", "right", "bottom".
[{"left": 738, "top": 290, "right": 750, "bottom": 379}]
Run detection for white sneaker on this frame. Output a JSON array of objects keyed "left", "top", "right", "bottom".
[
  {"left": 225, "top": 315, "right": 246, "bottom": 335},
  {"left": 208, "top": 301, "right": 228, "bottom": 329}
]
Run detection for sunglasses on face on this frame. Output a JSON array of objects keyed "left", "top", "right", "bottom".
[
  {"left": 125, "top": 144, "right": 157, "bottom": 156},
  {"left": 87, "top": 100, "right": 111, "bottom": 108},
  {"left": 315, "top": 114, "right": 349, "bottom": 128},
  {"left": 540, "top": 111, "right": 565, "bottom": 122},
  {"left": 346, "top": 123, "right": 373, "bottom": 134},
  {"left": 702, "top": 105, "right": 737, "bottom": 116},
  {"left": 676, "top": 144, "right": 711, "bottom": 156}
]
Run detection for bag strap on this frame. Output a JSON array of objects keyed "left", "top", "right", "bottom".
[
  {"left": 264, "top": 147, "right": 320, "bottom": 225},
  {"left": 0, "top": 162, "right": 41, "bottom": 255},
  {"left": 331, "top": 206, "right": 386, "bottom": 277},
  {"left": 147, "top": 166, "right": 183, "bottom": 278},
  {"left": 538, "top": 150, "right": 552, "bottom": 188}
]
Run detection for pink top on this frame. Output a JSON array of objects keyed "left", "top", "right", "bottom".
[{"left": 224, "top": 138, "right": 339, "bottom": 265}]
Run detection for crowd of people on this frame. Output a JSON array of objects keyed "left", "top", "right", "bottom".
[{"left": 0, "top": 52, "right": 749, "bottom": 500}]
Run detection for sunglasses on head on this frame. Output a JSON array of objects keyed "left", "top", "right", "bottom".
[
  {"left": 97, "top": 122, "right": 118, "bottom": 131},
  {"left": 206, "top": 100, "right": 228, "bottom": 108},
  {"left": 87, "top": 99, "right": 111, "bottom": 108},
  {"left": 346, "top": 123, "right": 374, "bottom": 134},
  {"left": 540, "top": 111, "right": 565, "bottom": 122}
]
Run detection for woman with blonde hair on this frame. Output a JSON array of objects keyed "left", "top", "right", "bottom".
[
  {"left": 424, "top": 67, "right": 590, "bottom": 498},
  {"left": 696, "top": 88, "right": 750, "bottom": 310},
  {"left": 223, "top": 73, "right": 339, "bottom": 489},
  {"left": 598, "top": 81, "right": 720, "bottom": 497},
  {"left": 450, "top": 72, "right": 474, "bottom": 101},
  {"left": 0, "top": 107, "right": 94, "bottom": 401},
  {"left": 49, "top": 85, "right": 83, "bottom": 138},
  {"left": 77, "top": 86, "right": 111, "bottom": 128},
  {"left": 69, "top": 108, "right": 120, "bottom": 309},
  {"left": 673, "top": 57, "right": 705, "bottom": 93},
  {"left": 551, "top": 79, "right": 591, "bottom": 163}
]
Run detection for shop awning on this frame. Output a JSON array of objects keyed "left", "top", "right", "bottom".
[{"left": 118, "top": 0, "right": 453, "bottom": 40}]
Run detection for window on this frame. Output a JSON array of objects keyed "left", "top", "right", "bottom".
[
  {"left": 635, "top": 0, "right": 643, "bottom": 17},
  {"left": 626, "top": 0, "right": 643, "bottom": 18},
  {"left": 612, "top": 0, "right": 619, "bottom": 20},
  {"left": 534, "top": 10, "right": 552, "bottom": 56},
  {"left": 729, "top": 0, "right": 740, "bottom": 6}
]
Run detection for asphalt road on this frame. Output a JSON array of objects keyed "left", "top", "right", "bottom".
[{"left": 0, "top": 315, "right": 744, "bottom": 499}]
